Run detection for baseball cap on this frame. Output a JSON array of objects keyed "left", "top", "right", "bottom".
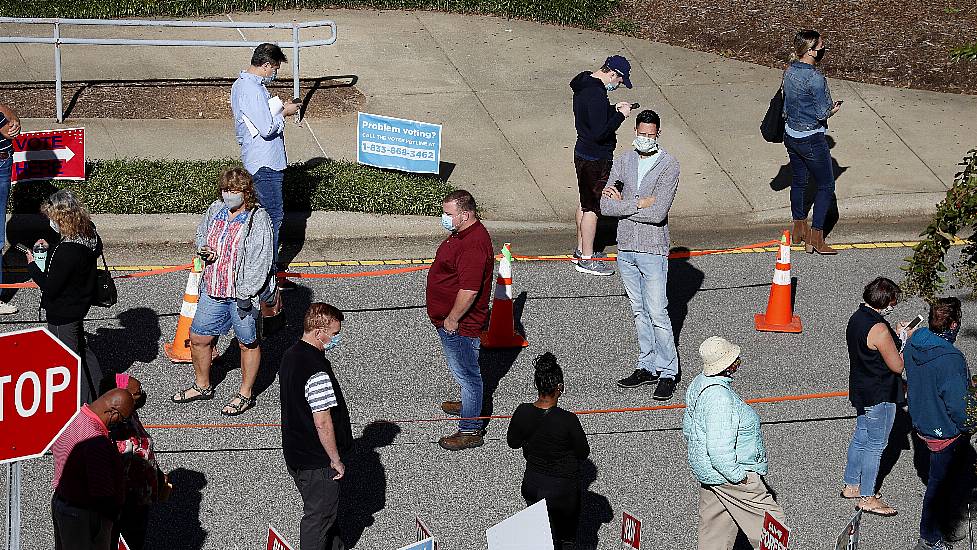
[{"left": 605, "top": 55, "right": 633, "bottom": 89}]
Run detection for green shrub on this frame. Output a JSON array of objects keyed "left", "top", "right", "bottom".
[
  {"left": 902, "top": 148, "right": 977, "bottom": 300},
  {"left": 0, "top": 0, "right": 619, "bottom": 28},
  {"left": 951, "top": 43, "right": 977, "bottom": 62},
  {"left": 9, "top": 158, "right": 452, "bottom": 216}
]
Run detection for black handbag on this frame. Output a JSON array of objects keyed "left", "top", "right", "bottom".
[
  {"left": 760, "top": 74, "right": 786, "bottom": 143},
  {"left": 92, "top": 250, "right": 117, "bottom": 308}
]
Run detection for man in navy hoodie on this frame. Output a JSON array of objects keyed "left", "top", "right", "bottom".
[
  {"left": 570, "top": 55, "right": 633, "bottom": 276},
  {"left": 904, "top": 297, "right": 971, "bottom": 550}
]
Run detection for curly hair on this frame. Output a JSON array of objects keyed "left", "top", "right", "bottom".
[
  {"left": 218, "top": 167, "right": 259, "bottom": 211},
  {"left": 533, "top": 352, "right": 564, "bottom": 396},
  {"left": 41, "top": 189, "right": 95, "bottom": 240}
]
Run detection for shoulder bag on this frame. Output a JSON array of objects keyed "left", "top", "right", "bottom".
[
  {"left": 760, "top": 72, "right": 787, "bottom": 143},
  {"left": 92, "top": 247, "right": 118, "bottom": 308}
]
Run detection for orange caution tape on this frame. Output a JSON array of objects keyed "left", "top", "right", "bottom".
[
  {"left": 278, "top": 265, "right": 431, "bottom": 279},
  {"left": 143, "top": 390, "right": 849, "bottom": 430}
]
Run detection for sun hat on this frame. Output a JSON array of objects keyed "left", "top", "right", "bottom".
[{"left": 699, "top": 336, "right": 741, "bottom": 376}]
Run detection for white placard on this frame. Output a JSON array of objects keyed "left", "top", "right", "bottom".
[{"left": 486, "top": 500, "right": 553, "bottom": 550}]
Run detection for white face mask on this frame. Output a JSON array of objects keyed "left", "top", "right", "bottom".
[
  {"left": 633, "top": 136, "right": 659, "bottom": 154},
  {"left": 49, "top": 219, "right": 61, "bottom": 234},
  {"left": 262, "top": 68, "right": 278, "bottom": 84},
  {"left": 880, "top": 304, "right": 895, "bottom": 316},
  {"left": 222, "top": 191, "right": 244, "bottom": 210}
]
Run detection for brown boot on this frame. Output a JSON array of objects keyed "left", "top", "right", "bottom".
[
  {"left": 791, "top": 219, "right": 809, "bottom": 244},
  {"left": 806, "top": 228, "right": 837, "bottom": 255},
  {"left": 438, "top": 430, "right": 485, "bottom": 451},
  {"left": 440, "top": 400, "right": 462, "bottom": 416}
]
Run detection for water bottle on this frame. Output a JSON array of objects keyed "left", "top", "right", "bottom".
[{"left": 32, "top": 242, "right": 48, "bottom": 272}]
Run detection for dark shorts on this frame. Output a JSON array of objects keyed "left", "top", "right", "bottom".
[{"left": 574, "top": 156, "right": 612, "bottom": 213}]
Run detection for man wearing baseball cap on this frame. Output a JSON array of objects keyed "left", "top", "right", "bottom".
[{"left": 569, "top": 55, "right": 634, "bottom": 276}]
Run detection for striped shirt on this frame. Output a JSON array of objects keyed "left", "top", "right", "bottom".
[
  {"left": 203, "top": 207, "right": 250, "bottom": 298},
  {"left": 0, "top": 112, "right": 12, "bottom": 153},
  {"left": 304, "top": 372, "right": 337, "bottom": 413},
  {"left": 51, "top": 405, "right": 124, "bottom": 507}
]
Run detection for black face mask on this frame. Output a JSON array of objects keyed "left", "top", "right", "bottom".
[
  {"left": 134, "top": 391, "right": 147, "bottom": 410},
  {"left": 813, "top": 47, "right": 826, "bottom": 62}
]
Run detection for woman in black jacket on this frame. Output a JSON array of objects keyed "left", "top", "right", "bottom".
[
  {"left": 507, "top": 352, "right": 590, "bottom": 550},
  {"left": 26, "top": 190, "right": 104, "bottom": 403}
]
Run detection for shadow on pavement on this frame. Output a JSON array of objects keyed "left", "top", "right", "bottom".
[
  {"left": 90, "top": 307, "right": 162, "bottom": 379},
  {"left": 576, "top": 459, "right": 614, "bottom": 550},
  {"left": 338, "top": 421, "right": 402, "bottom": 548},
  {"left": 667, "top": 249, "right": 705, "bottom": 348},
  {"left": 146, "top": 467, "right": 207, "bottom": 550},
  {"left": 768, "top": 135, "right": 846, "bottom": 236}
]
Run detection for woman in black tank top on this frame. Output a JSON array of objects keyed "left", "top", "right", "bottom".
[{"left": 842, "top": 277, "right": 909, "bottom": 517}]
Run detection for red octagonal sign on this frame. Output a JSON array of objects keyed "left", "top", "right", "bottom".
[{"left": 0, "top": 328, "right": 81, "bottom": 464}]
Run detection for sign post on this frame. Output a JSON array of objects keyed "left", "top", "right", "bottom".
[
  {"left": 0, "top": 327, "right": 81, "bottom": 550},
  {"left": 10, "top": 128, "right": 85, "bottom": 183},
  {"left": 621, "top": 511, "right": 641, "bottom": 550},
  {"left": 760, "top": 512, "right": 790, "bottom": 550}
]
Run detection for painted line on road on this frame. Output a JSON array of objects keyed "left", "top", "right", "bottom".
[{"left": 143, "top": 390, "right": 849, "bottom": 430}]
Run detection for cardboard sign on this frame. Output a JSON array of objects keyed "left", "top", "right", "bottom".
[
  {"left": 759, "top": 512, "right": 790, "bottom": 550},
  {"left": 397, "top": 538, "right": 435, "bottom": 550},
  {"left": 415, "top": 516, "right": 438, "bottom": 549},
  {"left": 267, "top": 525, "right": 294, "bottom": 550},
  {"left": 486, "top": 500, "right": 553, "bottom": 550},
  {"left": 11, "top": 128, "right": 85, "bottom": 183},
  {"left": 621, "top": 511, "right": 641, "bottom": 549},
  {"left": 356, "top": 112, "right": 441, "bottom": 174},
  {"left": 834, "top": 510, "right": 862, "bottom": 550}
]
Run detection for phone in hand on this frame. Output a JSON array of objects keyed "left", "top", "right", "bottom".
[
  {"left": 630, "top": 103, "right": 640, "bottom": 110},
  {"left": 834, "top": 100, "right": 844, "bottom": 106},
  {"left": 906, "top": 314, "right": 924, "bottom": 331},
  {"left": 15, "top": 243, "right": 29, "bottom": 254},
  {"left": 613, "top": 180, "right": 624, "bottom": 192}
]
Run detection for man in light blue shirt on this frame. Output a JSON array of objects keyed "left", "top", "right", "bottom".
[{"left": 231, "top": 43, "right": 300, "bottom": 289}]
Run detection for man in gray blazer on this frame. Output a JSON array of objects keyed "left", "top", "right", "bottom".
[{"left": 599, "top": 110, "right": 681, "bottom": 400}]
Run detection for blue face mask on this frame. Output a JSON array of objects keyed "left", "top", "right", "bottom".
[
  {"left": 441, "top": 213, "right": 456, "bottom": 232},
  {"left": 319, "top": 333, "right": 341, "bottom": 352},
  {"left": 605, "top": 81, "right": 619, "bottom": 92},
  {"left": 262, "top": 68, "right": 278, "bottom": 84},
  {"left": 936, "top": 327, "right": 959, "bottom": 344}
]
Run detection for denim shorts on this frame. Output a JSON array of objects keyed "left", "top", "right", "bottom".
[{"left": 190, "top": 293, "right": 260, "bottom": 345}]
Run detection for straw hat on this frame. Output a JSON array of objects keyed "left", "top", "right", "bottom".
[{"left": 699, "top": 336, "right": 741, "bottom": 376}]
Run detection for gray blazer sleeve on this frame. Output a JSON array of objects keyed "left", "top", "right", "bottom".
[
  {"left": 628, "top": 157, "right": 680, "bottom": 224},
  {"left": 599, "top": 154, "right": 640, "bottom": 218},
  {"left": 235, "top": 208, "right": 275, "bottom": 300}
]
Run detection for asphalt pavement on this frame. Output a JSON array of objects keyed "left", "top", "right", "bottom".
[{"left": 3, "top": 241, "right": 975, "bottom": 550}]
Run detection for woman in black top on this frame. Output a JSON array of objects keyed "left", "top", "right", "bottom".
[
  {"left": 506, "top": 353, "right": 590, "bottom": 550},
  {"left": 842, "top": 277, "right": 912, "bottom": 517},
  {"left": 26, "top": 190, "right": 104, "bottom": 403}
]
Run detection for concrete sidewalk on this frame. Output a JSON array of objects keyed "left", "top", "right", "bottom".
[{"left": 2, "top": 9, "right": 974, "bottom": 228}]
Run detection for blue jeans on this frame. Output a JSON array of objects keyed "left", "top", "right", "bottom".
[
  {"left": 784, "top": 132, "right": 835, "bottom": 230},
  {"left": 251, "top": 167, "right": 284, "bottom": 265},
  {"left": 617, "top": 251, "right": 678, "bottom": 379},
  {"left": 437, "top": 326, "right": 483, "bottom": 432},
  {"left": 843, "top": 402, "right": 896, "bottom": 496},
  {"left": 0, "top": 156, "right": 11, "bottom": 286},
  {"left": 920, "top": 435, "right": 961, "bottom": 543}
]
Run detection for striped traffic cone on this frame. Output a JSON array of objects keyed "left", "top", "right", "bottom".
[
  {"left": 754, "top": 231, "right": 802, "bottom": 333},
  {"left": 480, "top": 243, "right": 529, "bottom": 348},
  {"left": 163, "top": 257, "right": 203, "bottom": 363}
]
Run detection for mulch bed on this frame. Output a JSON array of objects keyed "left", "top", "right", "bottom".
[
  {"left": 611, "top": 0, "right": 977, "bottom": 95},
  {"left": 0, "top": 79, "right": 366, "bottom": 119}
]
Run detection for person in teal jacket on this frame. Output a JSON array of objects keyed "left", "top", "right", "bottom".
[
  {"left": 904, "top": 298, "right": 971, "bottom": 550},
  {"left": 683, "top": 336, "right": 786, "bottom": 550}
]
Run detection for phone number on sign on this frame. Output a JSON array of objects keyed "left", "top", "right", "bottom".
[{"left": 361, "top": 141, "right": 436, "bottom": 161}]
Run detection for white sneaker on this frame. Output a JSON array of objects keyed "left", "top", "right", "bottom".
[{"left": 0, "top": 301, "right": 18, "bottom": 315}]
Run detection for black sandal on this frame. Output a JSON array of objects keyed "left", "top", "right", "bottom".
[
  {"left": 221, "top": 393, "right": 256, "bottom": 416},
  {"left": 171, "top": 382, "right": 215, "bottom": 403}
]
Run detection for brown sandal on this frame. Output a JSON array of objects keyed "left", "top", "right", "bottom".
[
  {"left": 857, "top": 496, "right": 897, "bottom": 516},
  {"left": 840, "top": 486, "right": 881, "bottom": 499}
]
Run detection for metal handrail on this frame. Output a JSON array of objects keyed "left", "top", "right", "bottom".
[{"left": 0, "top": 17, "right": 338, "bottom": 122}]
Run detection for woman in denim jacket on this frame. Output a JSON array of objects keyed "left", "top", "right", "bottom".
[{"left": 783, "top": 30, "right": 843, "bottom": 255}]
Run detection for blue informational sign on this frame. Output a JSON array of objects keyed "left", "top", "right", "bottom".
[{"left": 356, "top": 112, "right": 442, "bottom": 174}]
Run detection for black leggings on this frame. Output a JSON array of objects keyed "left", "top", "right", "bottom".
[{"left": 521, "top": 469, "right": 581, "bottom": 547}]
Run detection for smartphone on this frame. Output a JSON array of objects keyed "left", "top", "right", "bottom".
[
  {"left": 613, "top": 180, "right": 624, "bottom": 192},
  {"left": 14, "top": 243, "right": 29, "bottom": 254},
  {"left": 291, "top": 98, "right": 302, "bottom": 104},
  {"left": 835, "top": 100, "right": 844, "bottom": 106},
  {"left": 906, "top": 314, "right": 924, "bottom": 331},
  {"left": 630, "top": 103, "right": 640, "bottom": 110}
]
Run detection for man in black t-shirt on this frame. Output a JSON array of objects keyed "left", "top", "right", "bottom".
[{"left": 279, "top": 303, "right": 352, "bottom": 550}]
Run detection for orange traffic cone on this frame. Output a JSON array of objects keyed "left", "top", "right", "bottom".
[
  {"left": 480, "top": 243, "right": 529, "bottom": 348},
  {"left": 163, "top": 258, "right": 203, "bottom": 362},
  {"left": 754, "top": 230, "right": 802, "bottom": 333}
]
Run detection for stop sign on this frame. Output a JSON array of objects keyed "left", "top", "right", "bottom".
[{"left": 0, "top": 327, "right": 81, "bottom": 464}]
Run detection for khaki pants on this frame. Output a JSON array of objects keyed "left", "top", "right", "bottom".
[{"left": 698, "top": 472, "right": 786, "bottom": 550}]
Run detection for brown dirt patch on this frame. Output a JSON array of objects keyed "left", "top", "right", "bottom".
[
  {"left": 610, "top": 0, "right": 977, "bottom": 95},
  {"left": 0, "top": 78, "right": 366, "bottom": 119}
]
